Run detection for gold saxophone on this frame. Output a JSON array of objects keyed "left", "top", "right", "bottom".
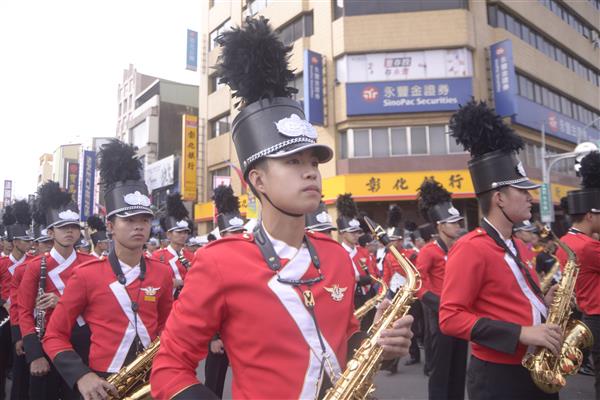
[
  {"left": 324, "top": 217, "right": 420, "bottom": 400},
  {"left": 540, "top": 256, "right": 560, "bottom": 294},
  {"left": 107, "top": 337, "right": 160, "bottom": 400},
  {"left": 354, "top": 260, "right": 388, "bottom": 321},
  {"left": 522, "top": 226, "right": 593, "bottom": 393}
]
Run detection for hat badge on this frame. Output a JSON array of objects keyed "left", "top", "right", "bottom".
[
  {"left": 124, "top": 191, "right": 151, "bottom": 207},
  {"left": 229, "top": 216, "right": 244, "bottom": 227},
  {"left": 58, "top": 209, "right": 79, "bottom": 220},
  {"left": 41, "top": 228, "right": 48, "bottom": 236},
  {"left": 316, "top": 211, "right": 332, "bottom": 224},
  {"left": 348, "top": 219, "right": 361, "bottom": 228},
  {"left": 448, "top": 206, "right": 459, "bottom": 216},
  {"left": 516, "top": 161, "right": 526, "bottom": 177},
  {"left": 176, "top": 220, "right": 189, "bottom": 229},
  {"left": 274, "top": 114, "right": 317, "bottom": 139}
]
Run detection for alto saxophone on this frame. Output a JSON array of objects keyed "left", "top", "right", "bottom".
[
  {"left": 107, "top": 337, "right": 160, "bottom": 400},
  {"left": 354, "top": 259, "right": 388, "bottom": 321},
  {"left": 324, "top": 217, "right": 421, "bottom": 400},
  {"left": 35, "top": 254, "right": 48, "bottom": 339},
  {"left": 522, "top": 226, "right": 593, "bottom": 393}
]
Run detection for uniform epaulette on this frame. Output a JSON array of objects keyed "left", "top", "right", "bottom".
[
  {"left": 78, "top": 252, "right": 97, "bottom": 261},
  {"left": 203, "top": 232, "right": 254, "bottom": 249},
  {"left": 306, "top": 230, "right": 339, "bottom": 245},
  {"left": 473, "top": 228, "right": 486, "bottom": 236},
  {"left": 77, "top": 256, "right": 105, "bottom": 269}
]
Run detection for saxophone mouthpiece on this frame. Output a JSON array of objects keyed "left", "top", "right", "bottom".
[{"left": 363, "top": 216, "right": 390, "bottom": 246}]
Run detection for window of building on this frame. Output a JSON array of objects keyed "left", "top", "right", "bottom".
[
  {"left": 243, "top": 0, "right": 269, "bottom": 18},
  {"left": 488, "top": 5, "right": 600, "bottom": 88},
  {"left": 209, "top": 114, "right": 231, "bottom": 139},
  {"left": 209, "top": 74, "right": 225, "bottom": 94},
  {"left": 209, "top": 19, "right": 232, "bottom": 51},
  {"left": 278, "top": 13, "right": 313, "bottom": 46},
  {"left": 342, "top": 125, "right": 461, "bottom": 158},
  {"left": 334, "top": 0, "right": 467, "bottom": 19},
  {"left": 537, "top": 0, "right": 600, "bottom": 42},
  {"left": 208, "top": 166, "right": 231, "bottom": 191}
]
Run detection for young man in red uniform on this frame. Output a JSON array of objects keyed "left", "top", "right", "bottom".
[
  {"left": 556, "top": 151, "right": 600, "bottom": 399},
  {"left": 0, "top": 201, "right": 35, "bottom": 400},
  {"left": 416, "top": 178, "right": 467, "bottom": 400},
  {"left": 42, "top": 139, "right": 173, "bottom": 400},
  {"left": 439, "top": 101, "right": 561, "bottom": 399},
  {"left": 86, "top": 215, "right": 110, "bottom": 258},
  {"left": 150, "top": 17, "right": 413, "bottom": 399},
  {"left": 152, "top": 193, "right": 193, "bottom": 296},
  {"left": 18, "top": 182, "right": 96, "bottom": 400}
]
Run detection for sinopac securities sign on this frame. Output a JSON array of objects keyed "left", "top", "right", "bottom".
[{"left": 346, "top": 77, "right": 472, "bottom": 116}]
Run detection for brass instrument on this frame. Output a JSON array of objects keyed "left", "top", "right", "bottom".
[
  {"left": 35, "top": 254, "right": 47, "bottom": 339},
  {"left": 540, "top": 256, "right": 561, "bottom": 294},
  {"left": 107, "top": 337, "right": 160, "bottom": 400},
  {"left": 522, "top": 226, "right": 593, "bottom": 393},
  {"left": 324, "top": 217, "right": 421, "bottom": 400},
  {"left": 354, "top": 259, "right": 388, "bottom": 320}
]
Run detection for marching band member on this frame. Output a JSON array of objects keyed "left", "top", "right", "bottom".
[
  {"left": 416, "top": 178, "right": 467, "bottom": 399},
  {"left": 556, "top": 151, "right": 600, "bottom": 399},
  {"left": 42, "top": 139, "right": 173, "bottom": 400},
  {"left": 87, "top": 215, "right": 110, "bottom": 258},
  {"left": 439, "top": 101, "right": 559, "bottom": 400},
  {"left": 152, "top": 193, "right": 193, "bottom": 296},
  {"left": 18, "top": 182, "right": 96, "bottom": 400},
  {"left": 305, "top": 201, "right": 337, "bottom": 237},
  {"left": 150, "top": 17, "right": 413, "bottom": 399}
]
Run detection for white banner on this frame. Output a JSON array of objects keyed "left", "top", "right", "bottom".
[{"left": 145, "top": 155, "right": 175, "bottom": 191}]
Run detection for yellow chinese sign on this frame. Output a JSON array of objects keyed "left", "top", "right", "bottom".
[{"left": 181, "top": 115, "right": 198, "bottom": 201}]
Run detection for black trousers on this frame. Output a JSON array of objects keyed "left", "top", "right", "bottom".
[
  {"left": 29, "top": 359, "right": 78, "bottom": 400},
  {"left": 407, "top": 300, "right": 423, "bottom": 362},
  {"left": 423, "top": 304, "right": 467, "bottom": 400},
  {"left": 423, "top": 303, "right": 434, "bottom": 375},
  {"left": 0, "top": 309, "right": 11, "bottom": 400},
  {"left": 9, "top": 350, "right": 29, "bottom": 400},
  {"left": 204, "top": 350, "right": 229, "bottom": 399},
  {"left": 583, "top": 314, "right": 600, "bottom": 400},
  {"left": 467, "top": 356, "right": 558, "bottom": 400}
]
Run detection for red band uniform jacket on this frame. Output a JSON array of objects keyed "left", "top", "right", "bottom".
[
  {"left": 152, "top": 246, "right": 193, "bottom": 282},
  {"left": 556, "top": 230, "right": 600, "bottom": 315},
  {"left": 416, "top": 241, "right": 447, "bottom": 311},
  {"left": 42, "top": 255, "right": 173, "bottom": 388},
  {"left": 150, "top": 231, "right": 360, "bottom": 399},
  {"left": 382, "top": 248, "right": 417, "bottom": 294},
  {"left": 18, "top": 249, "right": 96, "bottom": 363},
  {"left": 9, "top": 257, "right": 34, "bottom": 342},
  {"left": 0, "top": 253, "right": 33, "bottom": 307},
  {"left": 439, "top": 226, "right": 546, "bottom": 365}
]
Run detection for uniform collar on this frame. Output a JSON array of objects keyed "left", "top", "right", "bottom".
[
  {"left": 261, "top": 223, "right": 301, "bottom": 260},
  {"left": 9, "top": 252, "right": 26, "bottom": 265},
  {"left": 167, "top": 245, "right": 178, "bottom": 258}
]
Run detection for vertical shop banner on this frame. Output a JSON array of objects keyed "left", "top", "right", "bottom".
[
  {"left": 78, "top": 151, "right": 96, "bottom": 222},
  {"left": 186, "top": 29, "right": 198, "bottom": 71},
  {"left": 66, "top": 161, "right": 80, "bottom": 204},
  {"left": 490, "top": 39, "right": 518, "bottom": 117},
  {"left": 303, "top": 49, "right": 324, "bottom": 125},
  {"left": 3, "top": 180, "right": 12, "bottom": 206},
  {"left": 181, "top": 114, "right": 198, "bottom": 201}
]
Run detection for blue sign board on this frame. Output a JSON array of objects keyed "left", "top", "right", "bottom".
[
  {"left": 346, "top": 77, "right": 472, "bottom": 116},
  {"left": 186, "top": 29, "right": 198, "bottom": 71},
  {"left": 78, "top": 150, "right": 96, "bottom": 222},
  {"left": 303, "top": 50, "right": 324, "bottom": 125},
  {"left": 490, "top": 39, "right": 518, "bottom": 117},
  {"left": 513, "top": 96, "right": 600, "bottom": 143}
]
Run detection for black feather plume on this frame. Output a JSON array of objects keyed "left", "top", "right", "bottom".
[
  {"left": 449, "top": 100, "right": 523, "bottom": 158},
  {"left": 212, "top": 186, "right": 239, "bottom": 214},
  {"left": 32, "top": 202, "right": 46, "bottom": 227},
  {"left": 37, "top": 181, "right": 72, "bottom": 212},
  {"left": 215, "top": 16, "right": 297, "bottom": 107},
  {"left": 336, "top": 193, "right": 358, "bottom": 218},
  {"left": 87, "top": 215, "right": 106, "bottom": 232},
  {"left": 98, "top": 139, "right": 141, "bottom": 186},
  {"left": 417, "top": 178, "right": 452, "bottom": 219},
  {"left": 405, "top": 221, "right": 418, "bottom": 232},
  {"left": 580, "top": 151, "right": 600, "bottom": 189},
  {"left": 2, "top": 206, "right": 15, "bottom": 226},
  {"left": 13, "top": 200, "right": 31, "bottom": 225},
  {"left": 167, "top": 193, "right": 189, "bottom": 220},
  {"left": 387, "top": 205, "right": 402, "bottom": 228}
]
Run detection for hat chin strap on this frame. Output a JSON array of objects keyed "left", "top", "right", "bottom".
[
  {"left": 261, "top": 192, "right": 304, "bottom": 218},
  {"left": 498, "top": 204, "right": 517, "bottom": 225}
]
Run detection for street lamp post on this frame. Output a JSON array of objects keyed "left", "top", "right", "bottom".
[{"left": 540, "top": 123, "right": 599, "bottom": 224}]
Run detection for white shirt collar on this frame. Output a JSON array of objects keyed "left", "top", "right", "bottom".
[
  {"left": 483, "top": 217, "right": 516, "bottom": 255},
  {"left": 9, "top": 253, "right": 26, "bottom": 265},
  {"left": 167, "top": 245, "right": 178, "bottom": 257},
  {"left": 261, "top": 222, "right": 302, "bottom": 260}
]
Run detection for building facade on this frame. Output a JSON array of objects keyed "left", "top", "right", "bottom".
[
  {"left": 38, "top": 153, "right": 53, "bottom": 186},
  {"left": 116, "top": 64, "right": 159, "bottom": 141},
  {"left": 195, "top": 0, "right": 600, "bottom": 232}
]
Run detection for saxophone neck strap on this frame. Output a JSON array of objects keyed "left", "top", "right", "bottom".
[{"left": 108, "top": 249, "right": 146, "bottom": 285}]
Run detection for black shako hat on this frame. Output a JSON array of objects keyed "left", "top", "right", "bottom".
[
  {"left": 305, "top": 201, "right": 336, "bottom": 232},
  {"left": 567, "top": 151, "right": 600, "bottom": 215},
  {"left": 37, "top": 181, "right": 80, "bottom": 230},
  {"left": 336, "top": 193, "right": 362, "bottom": 233},
  {"left": 98, "top": 139, "right": 153, "bottom": 219},
  {"left": 417, "top": 178, "right": 463, "bottom": 225},
  {"left": 6, "top": 200, "right": 33, "bottom": 241},
  {"left": 212, "top": 185, "right": 245, "bottom": 234},
  {"left": 215, "top": 16, "right": 332, "bottom": 178},
  {"left": 87, "top": 215, "right": 109, "bottom": 245},
  {"left": 449, "top": 100, "right": 539, "bottom": 195},
  {"left": 160, "top": 193, "right": 191, "bottom": 233},
  {"left": 386, "top": 205, "right": 403, "bottom": 240}
]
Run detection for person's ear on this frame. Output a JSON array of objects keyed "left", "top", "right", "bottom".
[{"left": 248, "top": 168, "right": 266, "bottom": 195}]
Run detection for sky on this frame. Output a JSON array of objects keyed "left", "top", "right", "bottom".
[{"left": 0, "top": 0, "right": 201, "bottom": 199}]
